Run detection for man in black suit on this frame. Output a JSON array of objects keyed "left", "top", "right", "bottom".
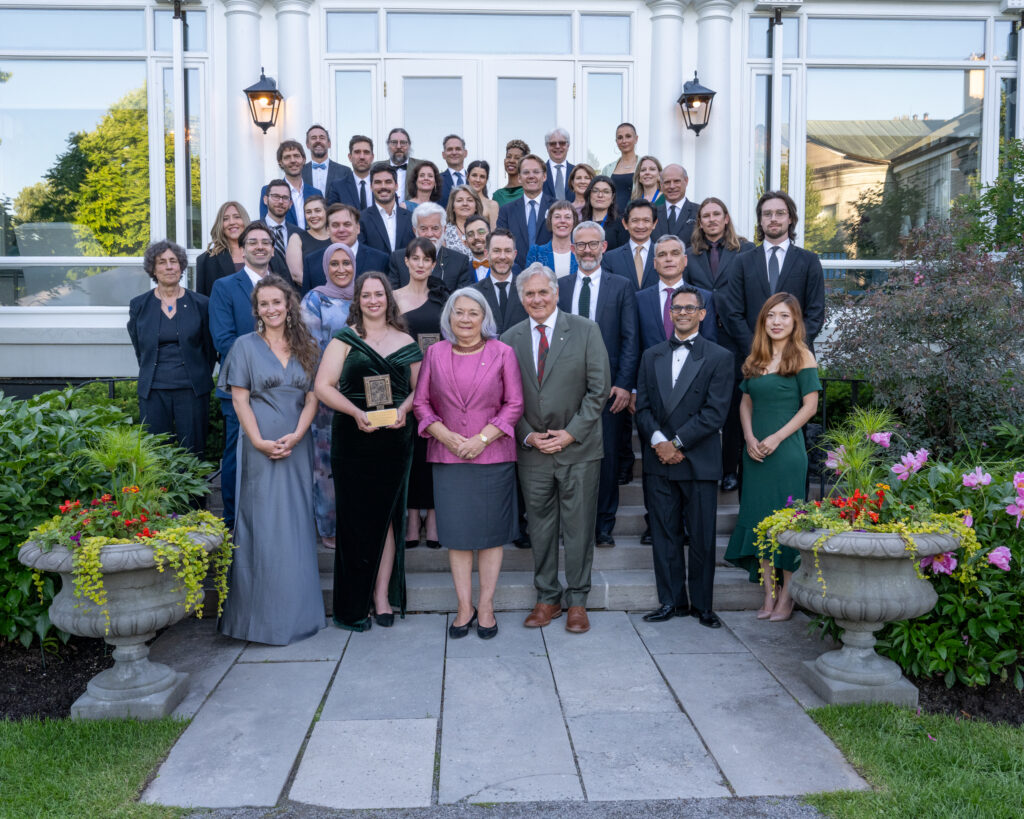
[
  {"left": 386, "top": 202, "right": 472, "bottom": 292},
  {"left": 601, "top": 199, "right": 659, "bottom": 291},
  {"left": 496, "top": 153, "right": 554, "bottom": 269},
  {"left": 474, "top": 229, "right": 526, "bottom": 333},
  {"left": 326, "top": 135, "right": 374, "bottom": 210},
  {"left": 652, "top": 164, "right": 699, "bottom": 248},
  {"left": 439, "top": 134, "right": 468, "bottom": 208},
  {"left": 386, "top": 127, "right": 418, "bottom": 205},
  {"left": 635, "top": 285, "right": 733, "bottom": 628},
  {"left": 359, "top": 162, "right": 414, "bottom": 255},
  {"left": 542, "top": 127, "right": 574, "bottom": 201},
  {"left": 558, "top": 220, "right": 638, "bottom": 547},
  {"left": 687, "top": 197, "right": 755, "bottom": 492},
  {"left": 261, "top": 178, "right": 306, "bottom": 267},
  {"left": 302, "top": 124, "right": 352, "bottom": 198},
  {"left": 723, "top": 190, "right": 826, "bottom": 359},
  {"left": 301, "top": 204, "right": 389, "bottom": 294}
]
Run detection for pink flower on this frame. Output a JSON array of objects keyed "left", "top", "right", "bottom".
[
  {"left": 920, "top": 551, "right": 958, "bottom": 575},
  {"left": 825, "top": 445, "right": 846, "bottom": 471},
  {"left": 961, "top": 467, "right": 992, "bottom": 488},
  {"left": 963, "top": 513, "right": 973, "bottom": 528},
  {"left": 987, "top": 546, "right": 1012, "bottom": 571},
  {"left": 1008, "top": 499, "right": 1024, "bottom": 528},
  {"left": 891, "top": 448, "right": 929, "bottom": 481},
  {"left": 868, "top": 432, "right": 892, "bottom": 448},
  {"left": 1014, "top": 472, "right": 1024, "bottom": 492}
]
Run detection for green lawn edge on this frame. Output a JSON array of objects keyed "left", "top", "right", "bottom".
[
  {"left": 0, "top": 716, "right": 188, "bottom": 819},
  {"left": 806, "top": 704, "right": 1024, "bottom": 819}
]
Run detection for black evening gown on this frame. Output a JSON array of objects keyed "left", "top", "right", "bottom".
[
  {"left": 402, "top": 297, "right": 444, "bottom": 510},
  {"left": 331, "top": 327, "right": 423, "bottom": 630}
]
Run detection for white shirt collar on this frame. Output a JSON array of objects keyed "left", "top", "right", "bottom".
[
  {"left": 524, "top": 192, "right": 543, "bottom": 207},
  {"left": 660, "top": 277, "right": 682, "bottom": 292},
  {"left": 764, "top": 237, "right": 791, "bottom": 255},
  {"left": 376, "top": 201, "right": 397, "bottom": 219},
  {"left": 630, "top": 238, "right": 651, "bottom": 254},
  {"left": 265, "top": 214, "right": 286, "bottom": 228},
  {"left": 529, "top": 307, "right": 558, "bottom": 333},
  {"left": 579, "top": 268, "right": 602, "bottom": 284},
  {"left": 242, "top": 266, "right": 263, "bottom": 286}
]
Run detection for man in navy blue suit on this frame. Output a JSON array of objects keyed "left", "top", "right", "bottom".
[
  {"left": 439, "top": 134, "right": 469, "bottom": 208},
  {"left": 302, "top": 124, "right": 352, "bottom": 200},
  {"left": 496, "top": 154, "right": 554, "bottom": 269},
  {"left": 301, "top": 204, "right": 389, "bottom": 294},
  {"left": 557, "top": 220, "right": 638, "bottom": 547},
  {"left": 359, "top": 162, "right": 415, "bottom": 255},
  {"left": 209, "top": 221, "right": 277, "bottom": 530},
  {"left": 258, "top": 140, "right": 320, "bottom": 229},
  {"left": 601, "top": 199, "right": 659, "bottom": 291},
  {"left": 636, "top": 235, "right": 717, "bottom": 352},
  {"left": 326, "top": 135, "right": 374, "bottom": 210},
  {"left": 542, "top": 127, "right": 574, "bottom": 201}
]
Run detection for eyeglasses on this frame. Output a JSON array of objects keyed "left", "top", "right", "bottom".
[
  {"left": 266, "top": 193, "right": 290, "bottom": 201},
  {"left": 670, "top": 304, "right": 702, "bottom": 314},
  {"left": 547, "top": 140, "right": 568, "bottom": 148},
  {"left": 574, "top": 240, "right": 603, "bottom": 251},
  {"left": 388, "top": 139, "right": 410, "bottom": 147},
  {"left": 762, "top": 209, "right": 789, "bottom": 219},
  {"left": 245, "top": 239, "right": 274, "bottom": 247}
]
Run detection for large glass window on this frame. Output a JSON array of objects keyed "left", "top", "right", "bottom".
[
  {"left": 154, "top": 10, "right": 207, "bottom": 53},
  {"left": 804, "top": 68, "right": 982, "bottom": 259},
  {"left": 584, "top": 73, "right": 624, "bottom": 169},
  {"left": 388, "top": 13, "right": 571, "bottom": 55},
  {"left": 163, "top": 67, "right": 203, "bottom": 250},
  {"left": 335, "top": 71, "right": 374, "bottom": 148},
  {"left": 748, "top": 17, "right": 799, "bottom": 59},
  {"left": 807, "top": 18, "right": 985, "bottom": 61},
  {"left": 496, "top": 78, "right": 557, "bottom": 167},
  {"left": 403, "top": 77, "right": 463, "bottom": 166},
  {"left": 326, "top": 13, "right": 378, "bottom": 54},
  {"left": 580, "top": 15, "right": 630, "bottom": 56},
  {"left": 753, "top": 74, "right": 791, "bottom": 195},
  {"left": 0, "top": 9, "right": 145, "bottom": 51}
]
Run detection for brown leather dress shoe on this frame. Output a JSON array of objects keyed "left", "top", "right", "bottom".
[
  {"left": 565, "top": 606, "right": 590, "bottom": 633},
  {"left": 523, "top": 602, "right": 562, "bottom": 628}
]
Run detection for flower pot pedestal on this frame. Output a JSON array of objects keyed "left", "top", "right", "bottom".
[
  {"left": 778, "top": 529, "right": 956, "bottom": 707},
  {"left": 19, "top": 533, "right": 222, "bottom": 720}
]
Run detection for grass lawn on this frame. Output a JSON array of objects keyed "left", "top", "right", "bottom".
[
  {"left": 807, "top": 704, "right": 1024, "bottom": 819},
  {"left": 0, "top": 716, "right": 187, "bottom": 818}
]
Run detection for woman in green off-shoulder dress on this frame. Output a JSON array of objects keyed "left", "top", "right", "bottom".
[
  {"left": 724, "top": 292, "right": 820, "bottom": 622},
  {"left": 314, "top": 272, "right": 423, "bottom": 632}
]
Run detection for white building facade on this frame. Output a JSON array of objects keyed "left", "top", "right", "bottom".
[{"left": 1, "top": 0, "right": 1020, "bottom": 378}]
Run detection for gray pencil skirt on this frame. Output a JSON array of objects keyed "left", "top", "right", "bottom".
[{"left": 432, "top": 462, "right": 520, "bottom": 550}]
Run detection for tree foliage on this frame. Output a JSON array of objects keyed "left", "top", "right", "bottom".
[
  {"left": 841, "top": 174, "right": 925, "bottom": 260},
  {"left": 953, "top": 138, "right": 1024, "bottom": 252}
]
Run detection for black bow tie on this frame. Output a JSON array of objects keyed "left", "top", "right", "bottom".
[
  {"left": 669, "top": 336, "right": 695, "bottom": 350},
  {"left": 392, "top": 163, "right": 408, "bottom": 171}
]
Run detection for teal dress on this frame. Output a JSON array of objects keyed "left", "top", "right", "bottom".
[{"left": 725, "top": 367, "right": 822, "bottom": 582}]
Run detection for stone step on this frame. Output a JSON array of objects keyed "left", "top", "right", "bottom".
[{"left": 318, "top": 567, "right": 763, "bottom": 617}]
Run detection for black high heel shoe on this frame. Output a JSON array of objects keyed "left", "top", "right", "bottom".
[
  {"left": 476, "top": 617, "right": 499, "bottom": 640},
  {"left": 448, "top": 608, "right": 477, "bottom": 639},
  {"left": 373, "top": 611, "right": 395, "bottom": 627}
]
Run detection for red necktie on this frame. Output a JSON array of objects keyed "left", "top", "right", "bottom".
[
  {"left": 662, "top": 287, "right": 674, "bottom": 339},
  {"left": 536, "top": 325, "right": 548, "bottom": 384}
]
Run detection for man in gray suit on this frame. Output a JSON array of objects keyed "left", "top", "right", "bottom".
[{"left": 501, "top": 263, "right": 611, "bottom": 634}]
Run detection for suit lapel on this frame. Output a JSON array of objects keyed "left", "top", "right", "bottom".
[
  {"left": 511, "top": 323, "right": 540, "bottom": 388},
  {"left": 777, "top": 244, "right": 799, "bottom": 292},
  {"left": 753, "top": 247, "right": 771, "bottom": 301},
  {"left": 479, "top": 278, "right": 500, "bottom": 320},
  {"left": 654, "top": 346, "right": 674, "bottom": 409},
  {"left": 462, "top": 342, "right": 501, "bottom": 405},
  {"left": 539, "top": 311, "right": 571, "bottom": 387},
  {"left": 715, "top": 247, "right": 736, "bottom": 286},
  {"left": 557, "top": 276, "right": 575, "bottom": 313},
  {"left": 666, "top": 344, "right": 704, "bottom": 413}
]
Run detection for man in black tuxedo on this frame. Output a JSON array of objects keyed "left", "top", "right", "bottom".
[
  {"left": 302, "top": 124, "right": 352, "bottom": 198},
  {"left": 496, "top": 153, "right": 554, "bottom": 269},
  {"left": 301, "top": 204, "right": 389, "bottom": 294},
  {"left": 439, "top": 134, "right": 468, "bottom": 208},
  {"left": 326, "top": 135, "right": 374, "bottom": 210},
  {"left": 635, "top": 285, "right": 733, "bottom": 628},
  {"left": 386, "top": 127, "right": 418, "bottom": 205},
  {"left": 723, "top": 190, "right": 825, "bottom": 358},
  {"left": 687, "top": 197, "right": 755, "bottom": 492},
  {"left": 359, "top": 162, "right": 415, "bottom": 255},
  {"left": 542, "top": 127, "right": 574, "bottom": 201},
  {"left": 601, "top": 199, "right": 659, "bottom": 291},
  {"left": 652, "top": 164, "right": 699, "bottom": 248},
  {"left": 558, "top": 220, "right": 638, "bottom": 547},
  {"left": 474, "top": 229, "right": 526, "bottom": 333},
  {"left": 386, "top": 202, "right": 472, "bottom": 292}
]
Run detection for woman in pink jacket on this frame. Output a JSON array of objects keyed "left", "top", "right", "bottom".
[{"left": 413, "top": 287, "right": 524, "bottom": 640}]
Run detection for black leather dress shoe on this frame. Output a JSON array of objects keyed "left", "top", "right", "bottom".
[
  {"left": 596, "top": 532, "right": 615, "bottom": 547},
  {"left": 513, "top": 535, "right": 531, "bottom": 549},
  {"left": 642, "top": 604, "right": 678, "bottom": 622},
  {"left": 640, "top": 528, "right": 653, "bottom": 546},
  {"left": 617, "top": 472, "right": 632, "bottom": 485},
  {"left": 721, "top": 472, "right": 739, "bottom": 492},
  {"left": 690, "top": 609, "right": 722, "bottom": 628}
]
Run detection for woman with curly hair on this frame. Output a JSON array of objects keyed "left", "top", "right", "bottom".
[
  {"left": 314, "top": 272, "right": 423, "bottom": 631},
  {"left": 218, "top": 274, "right": 324, "bottom": 645},
  {"left": 492, "top": 138, "right": 531, "bottom": 207}
]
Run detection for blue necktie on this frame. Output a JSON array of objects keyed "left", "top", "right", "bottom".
[
  {"left": 312, "top": 162, "right": 327, "bottom": 170},
  {"left": 455, "top": 172, "right": 464, "bottom": 186},
  {"left": 527, "top": 200, "right": 537, "bottom": 243}
]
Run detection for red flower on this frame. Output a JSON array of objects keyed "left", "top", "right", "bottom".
[
  {"left": 140, "top": 527, "right": 152, "bottom": 537},
  {"left": 111, "top": 510, "right": 120, "bottom": 517},
  {"left": 91, "top": 499, "right": 101, "bottom": 506},
  {"left": 139, "top": 514, "right": 148, "bottom": 523}
]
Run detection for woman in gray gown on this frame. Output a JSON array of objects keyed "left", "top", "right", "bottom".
[{"left": 218, "top": 274, "right": 324, "bottom": 645}]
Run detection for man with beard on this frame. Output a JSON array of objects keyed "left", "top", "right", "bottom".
[
  {"left": 359, "top": 162, "right": 415, "bottom": 254},
  {"left": 258, "top": 141, "right": 319, "bottom": 229},
  {"left": 326, "top": 135, "right": 375, "bottom": 210},
  {"left": 386, "top": 127, "right": 418, "bottom": 205},
  {"left": 386, "top": 202, "right": 472, "bottom": 291},
  {"left": 302, "top": 124, "right": 353, "bottom": 198}
]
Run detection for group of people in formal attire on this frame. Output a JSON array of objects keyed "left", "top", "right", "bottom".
[{"left": 126, "top": 120, "right": 826, "bottom": 645}]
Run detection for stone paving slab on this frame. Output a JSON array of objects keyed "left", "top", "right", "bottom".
[
  {"left": 288, "top": 718, "right": 437, "bottom": 809},
  {"left": 319, "top": 614, "right": 446, "bottom": 722},
  {"left": 631, "top": 611, "right": 750, "bottom": 655},
  {"left": 143, "top": 661, "right": 335, "bottom": 808},
  {"left": 148, "top": 617, "right": 245, "bottom": 719},
  {"left": 567, "top": 712, "right": 731, "bottom": 801},
  {"left": 238, "top": 621, "right": 346, "bottom": 663},
  {"left": 655, "top": 652, "right": 868, "bottom": 797},
  {"left": 439, "top": 655, "right": 583, "bottom": 804}
]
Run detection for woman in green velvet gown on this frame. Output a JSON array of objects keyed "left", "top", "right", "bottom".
[
  {"left": 314, "top": 272, "right": 423, "bottom": 632},
  {"left": 723, "top": 293, "right": 820, "bottom": 622}
]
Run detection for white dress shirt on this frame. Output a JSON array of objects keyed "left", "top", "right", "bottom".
[
  {"left": 571, "top": 269, "right": 603, "bottom": 320},
  {"left": 310, "top": 162, "right": 328, "bottom": 196},
  {"left": 658, "top": 278, "right": 683, "bottom": 316},
  {"left": 392, "top": 165, "right": 407, "bottom": 203},
  {"left": 523, "top": 193, "right": 544, "bottom": 226},
  {"left": 449, "top": 167, "right": 465, "bottom": 186},
  {"left": 243, "top": 266, "right": 263, "bottom": 287},
  {"left": 763, "top": 237, "right": 791, "bottom": 282},
  {"left": 650, "top": 330, "right": 700, "bottom": 446},
  {"left": 288, "top": 180, "right": 306, "bottom": 229},
  {"left": 354, "top": 174, "right": 370, "bottom": 209},
  {"left": 376, "top": 202, "right": 398, "bottom": 250},
  {"left": 629, "top": 238, "right": 651, "bottom": 269}
]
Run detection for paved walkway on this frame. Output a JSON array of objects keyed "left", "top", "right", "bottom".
[{"left": 142, "top": 610, "right": 867, "bottom": 813}]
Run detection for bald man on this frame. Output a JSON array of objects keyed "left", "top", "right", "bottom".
[{"left": 652, "top": 164, "right": 699, "bottom": 248}]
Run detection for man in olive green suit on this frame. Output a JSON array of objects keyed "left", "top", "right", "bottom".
[{"left": 501, "top": 263, "right": 611, "bottom": 634}]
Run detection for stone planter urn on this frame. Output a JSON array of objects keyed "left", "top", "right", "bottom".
[
  {"left": 777, "top": 529, "right": 957, "bottom": 707},
  {"left": 18, "top": 532, "right": 223, "bottom": 720}
]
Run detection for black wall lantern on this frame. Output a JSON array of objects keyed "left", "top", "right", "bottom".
[
  {"left": 244, "top": 68, "right": 283, "bottom": 133},
  {"left": 677, "top": 72, "right": 716, "bottom": 137}
]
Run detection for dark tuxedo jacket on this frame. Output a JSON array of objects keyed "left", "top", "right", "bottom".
[
  {"left": 724, "top": 243, "right": 826, "bottom": 355},
  {"left": 542, "top": 160, "right": 574, "bottom": 201},
  {"left": 326, "top": 173, "right": 371, "bottom": 210},
  {"left": 195, "top": 248, "right": 290, "bottom": 297},
  {"left": 301, "top": 243, "right": 390, "bottom": 295},
  {"left": 635, "top": 282, "right": 717, "bottom": 353},
  {"left": 557, "top": 272, "right": 639, "bottom": 392},
  {"left": 440, "top": 168, "right": 468, "bottom": 208},
  {"left": 635, "top": 334, "right": 733, "bottom": 481},
  {"left": 686, "top": 239, "right": 755, "bottom": 361},
  {"left": 496, "top": 193, "right": 555, "bottom": 269},
  {"left": 387, "top": 246, "right": 473, "bottom": 292},
  {"left": 652, "top": 199, "right": 700, "bottom": 247},
  {"left": 258, "top": 183, "right": 321, "bottom": 226},
  {"left": 602, "top": 241, "right": 658, "bottom": 291},
  {"left": 359, "top": 204, "right": 415, "bottom": 255},
  {"left": 474, "top": 275, "right": 527, "bottom": 334},
  {"left": 302, "top": 160, "right": 352, "bottom": 196}
]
